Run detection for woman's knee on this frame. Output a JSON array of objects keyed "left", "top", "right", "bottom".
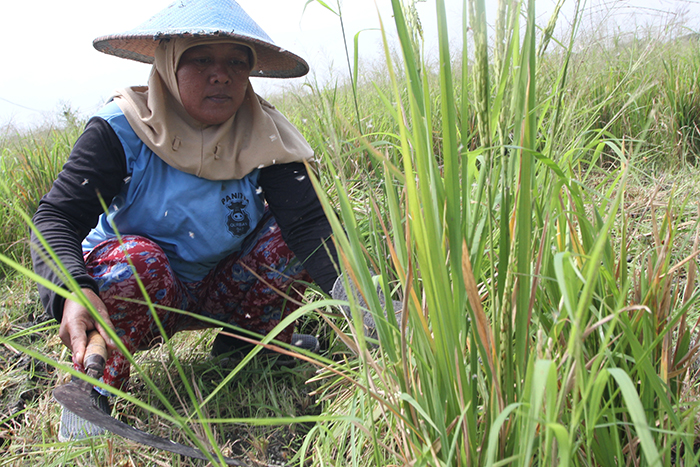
[{"left": 85, "top": 235, "right": 174, "bottom": 291}]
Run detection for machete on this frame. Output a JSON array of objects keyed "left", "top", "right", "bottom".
[{"left": 53, "top": 331, "right": 246, "bottom": 466}]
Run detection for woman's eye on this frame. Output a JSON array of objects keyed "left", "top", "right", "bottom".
[{"left": 230, "top": 59, "right": 248, "bottom": 68}]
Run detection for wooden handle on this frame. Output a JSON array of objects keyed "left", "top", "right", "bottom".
[{"left": 84, "top": 330, "right": 107, "bottom": 374}]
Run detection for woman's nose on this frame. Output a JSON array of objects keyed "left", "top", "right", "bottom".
[{"left": 209, "top": 62, "right": 231, "bottom": 84}]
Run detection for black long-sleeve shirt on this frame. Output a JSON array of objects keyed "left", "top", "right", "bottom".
[{"left": 31, "top": 117, "right": 338, "bottom": 322}]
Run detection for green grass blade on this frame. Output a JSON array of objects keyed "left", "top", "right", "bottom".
[{"left": 608, "top": 368, "right": 662, "bottom": 467}]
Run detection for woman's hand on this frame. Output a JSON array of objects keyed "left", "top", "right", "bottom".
[{"left": 59, "top": 288, "right": 118, "bottom": 367}]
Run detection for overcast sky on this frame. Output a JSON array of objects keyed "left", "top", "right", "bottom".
[{"left": 1, "top": 0, "right": 698, "bottom": 129}]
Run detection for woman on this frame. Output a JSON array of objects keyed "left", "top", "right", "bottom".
[{"left": 31, "top": 0, "right": 338, "bottom": 440}]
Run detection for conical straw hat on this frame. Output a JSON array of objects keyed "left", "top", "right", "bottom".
[{"left": 93, "top": 0, "right": 308, "bottom": 78}]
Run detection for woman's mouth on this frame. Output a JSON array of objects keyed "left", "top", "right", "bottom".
[{"left": 207, "top": 95, "right": 231, "bottom": 103}]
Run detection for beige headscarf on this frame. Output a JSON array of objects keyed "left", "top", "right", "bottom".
[{"left": 112, "top": 37, "right": 313, "bottom": 180}]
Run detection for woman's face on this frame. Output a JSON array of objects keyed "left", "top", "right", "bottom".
[{"left": 176, "top": 43, "right": 251, "bottom": 126}]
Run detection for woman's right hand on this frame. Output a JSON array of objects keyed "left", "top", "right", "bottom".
[{"left": 59, "top": 288, "right": 118, "bottom": 368}]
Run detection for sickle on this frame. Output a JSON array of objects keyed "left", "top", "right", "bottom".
[{"left": 53, "top": 331, "right": 246, "bottom": 466}]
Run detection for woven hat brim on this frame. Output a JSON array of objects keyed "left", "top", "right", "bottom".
[{"left": 93, "top": 32, "right": 309, "bottom": 79}]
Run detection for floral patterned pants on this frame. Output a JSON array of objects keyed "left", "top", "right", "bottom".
[{"left": 79, "top": 212, "right": 310, "bottom": 390}]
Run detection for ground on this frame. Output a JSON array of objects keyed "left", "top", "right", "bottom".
[{"left": 0, "top": 287, "right": 326, "bottom": 466}]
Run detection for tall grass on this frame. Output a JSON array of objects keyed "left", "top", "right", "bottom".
[
  {"left": 300, "top": 0, "right": 700, "bottom": 465},
  {"left": 0, "top": 116, "right": 83, "bottom": 276},
  {"left": 662, "top": 43, "right": 700, "bottom": 163}
]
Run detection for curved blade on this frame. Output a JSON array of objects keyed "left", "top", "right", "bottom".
[{"left": 54, "top": 384, "right": 246, "bottom": 466}]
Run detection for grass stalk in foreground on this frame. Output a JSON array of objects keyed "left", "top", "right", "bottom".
[{"left": 304, "top": 0, "right": 700, "bottom": 465}]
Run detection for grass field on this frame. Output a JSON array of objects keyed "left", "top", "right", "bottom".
[{"left": 3, "top": 0, "right": 700, "bottom": 465}]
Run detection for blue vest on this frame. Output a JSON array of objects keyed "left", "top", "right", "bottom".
[{"left": 82, "top": 102, "right": 265, "bottom": 282}]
